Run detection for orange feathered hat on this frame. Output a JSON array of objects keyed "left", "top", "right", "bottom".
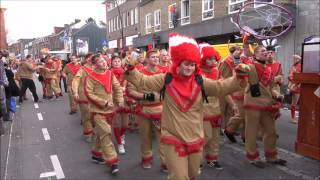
[
  {"left": 199, "top": 43, "right": 221, "bottom": 63},
  {"left": 169, "top": 32, "right": 200, "bottom": 68}
]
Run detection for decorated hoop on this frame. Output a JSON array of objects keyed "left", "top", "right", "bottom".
[{"left": 236, "top": 2, "right": 293, "bottom": 39}]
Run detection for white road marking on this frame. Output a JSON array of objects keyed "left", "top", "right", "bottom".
[
  {"left": 37, "top": 113, "right": 43, "bottom": 121},
  {"left": 41, "top": 128, "right": 51, "bottom": 141},
  {"left": 40, "top": 171, "right": 56, "bottom": 178},
  {"left": 4, "top": 117, "right": 14, "bottom": 180},
  {"left": 51, "top": 155, "right": 65, "bottom": 179},
  {"left": 34, "top": 103, "right": 39, "bottom": 109},
  {"left": 39, "top": 155, "right": 65, "bottom": 179}
]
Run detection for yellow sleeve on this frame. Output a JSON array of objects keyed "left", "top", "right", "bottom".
[
  {"left": 126, "top": 82, "right": 144, "bottom": 100},
  {"left": 271, "top": 79, "right": 281, "bottom": 97},
  {"left": 125, "top": 68, "right": 165, "bottom": 92},
  {"left": 204, "top": 76, "right": 244, "bottom": 97},
  {"left": 85, "top": 77, "right": 108, "bottom": 108},
  {"left": 62, "top": 66, "right": 68, "bottom": 74},
  {"left": 26, "top": 63, "right": 36, "bottom": 72},
  {"left": 112, "top": 76, "right": 124, "bottom": 105},
  {"left": 71, "top": 69, "right": 83, "bottom": 96},
  {"left": 274, "top": 67, "right": 284, "bottom": 84},
  {"left": 218, "top": 62, "right": 231, "bottom": 79}
]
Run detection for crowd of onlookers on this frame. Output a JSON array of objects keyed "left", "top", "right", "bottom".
[{"left": 0, "top": 50, "right": 20, "bottom": 135}]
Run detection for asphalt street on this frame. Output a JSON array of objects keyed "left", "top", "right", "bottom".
[{"left": 1, "top": 82, "right": 319, "bottom": 180}]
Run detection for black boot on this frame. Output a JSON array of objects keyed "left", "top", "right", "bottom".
[{"left": 224, "top": 130, "right": 237, "bottom": 143}]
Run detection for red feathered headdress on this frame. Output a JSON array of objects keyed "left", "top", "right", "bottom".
[
  {"left": 169, "top": 32, "right": 200, "bottom": 74},
  {"left": 199, "top": 43, "right": 221, "bottom": 63}
]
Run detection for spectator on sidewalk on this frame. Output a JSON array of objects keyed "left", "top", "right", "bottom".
[
  {"left": 0, "top": 50, "right": 9, "bottom": 135},
  {"left": 3, "top": 62, "right": 20, "bottom": 121}
]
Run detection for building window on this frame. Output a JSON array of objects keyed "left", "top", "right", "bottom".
[
  {"left": 254, "top": 0, "right": 273, "bottom": 8},
  {"left": 154, "top": 10, "right": 161, "bottom": 32},
  {"left": 115, "top": 16, "right": 117, "bottom": 30},
  {"left": 127, "top": 12, "right": 130, "bottom": 26},
  {"left": 145, "top": 13, "right": 152, "bottom": 34},
  {"left": 168, "top": 3, "right": 176, "bottom": 28},
  {"left": 106, "top": 1, "right": 115, "bottom": 12},
  {"left": 228, "top": 0, "right": 247, "bottom": 14},
  {"left": 135, "top": 7, "right": 139, "bottom": 24},
  {"left": 202, "top": 0, "right": 214, "bottom": 20},
  {"left": 117, "top": 0, "right": 126, "bottom": 5},
  {"left": 130, "top": 10, "right": 134, "bottom": 25},
  {"left": 122, "top": 13, "right": 126, "bottom": 28},
  {"left": 108, "top": 20, "right": 111, "bottom": 33},
  {"left": 116, "top": 16, "right": 120, "bottom": 30},
  {"left": 181, "top": 0, "right": 190, "bottom": 25},
  {"left": 112, "top": 18, "right": 115, "bottom": 32}
]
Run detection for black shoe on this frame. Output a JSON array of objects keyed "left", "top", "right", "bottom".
[
  {"left": 220, "top": 129, "right": 224, "bottom": 136},
  {"left": 111, "top": 164, "right": 119, "bottom": 175},
  {"left": 267, "top": 159, "right": 287, "bottom": 166},
  {"left": 69, "top": 111, "right": 77, "bottom": 115},
  {"left": 250, "top": 160, "right": 265, "bottom": 168},
  {"left": 207, "top": 161, "right": 223, "bottom": 170},
  {"left": 91, "top": 156, "right": 105, "bottom": 164},
  {"left": 224, "top": 130, "right": 237, "bottom": 143},
  {"left": 160, "top": 164, "right": 168, "bottom": 173}
]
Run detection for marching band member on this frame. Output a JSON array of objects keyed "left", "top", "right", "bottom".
[
  {"left": 288, "top": 54, "right": 301, "bottom": 123},
  {"left": 199, "top": 43, "right": 223, "bottom": 169},
  {"left": 72, "top": 53, "right": 94, "bottom": 141},
  {"left": 125, "top": 33, "right": 247, "bottom": 180},
  {"left": 62, "top": 54, "right": 81, "bottom": 114},
  {"left": 85, "top": 55, "right": 123, "bottom": 175}
]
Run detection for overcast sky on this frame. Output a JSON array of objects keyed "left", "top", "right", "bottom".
[{"left": 1, "top": 0, "right": 106, "bottom": 44}]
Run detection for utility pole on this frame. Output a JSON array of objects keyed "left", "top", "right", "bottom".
[{"left": 113, "top": 0, "right": 125, "bottom": 52}]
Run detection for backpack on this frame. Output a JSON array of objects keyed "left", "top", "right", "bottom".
[{"left": 160, "top": 73, "right": 209, "bottom": 103}]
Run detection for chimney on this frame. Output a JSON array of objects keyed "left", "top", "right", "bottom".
[{"left": 54, "top": 27, "right": 64, "bottom": 34}]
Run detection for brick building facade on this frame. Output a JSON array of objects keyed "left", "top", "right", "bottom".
[
  {"left": 133, "top": 0, "right": 298, "bottom": 84},
  {"left": 104, "top": 0, "right": 140, "bottom": 50}
]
